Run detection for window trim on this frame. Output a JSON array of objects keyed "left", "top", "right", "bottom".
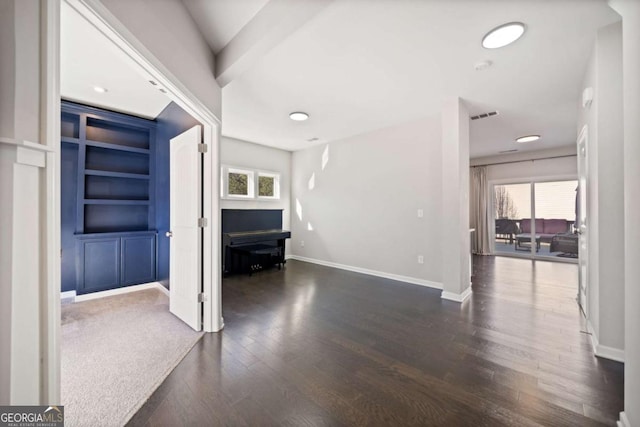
[
  {"left": 221, "top": 165, "right": 255, "bottom": 199},
  {"left": 220, "top": 165, "right": 281, "bottom": 201},
  {"left": 257, "top": 170, "right": 280, "bottom": 200}
]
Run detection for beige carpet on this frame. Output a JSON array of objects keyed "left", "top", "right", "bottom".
[{"left": 61, "top": 288, "right": 204, "bottom": 427}]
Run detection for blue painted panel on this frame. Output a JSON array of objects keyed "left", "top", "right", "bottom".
[
  {"left": 61, "top": 143, "right": 78, "bottom": 292},
  {"left": 78, "top": 238, "right": 120, "bottom": 294},
  {"left": 86, "top": 116, "right": 150, "bottom": 149},
  {"left": 221, "top": 209, "right": 283, "bottom": 233},
  {"left": 121, "top": 234, "right": 156, "bottom": 285},
  {"left": 85, "top": 175, "right": 149, "bottom": 200},
  {"left": 61, "top": 112, "right": 79, "bottom": 139},
  {"left": 85, "top": 146, "right": 150, "bottom": 175},
  {"left": 155, "top": 102, "right": 201, "bottom": 287},
  {"left": 84, "top": 205, "right": 149, "bottom": 233}
]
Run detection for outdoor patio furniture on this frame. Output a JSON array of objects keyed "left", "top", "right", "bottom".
[
  {"left": 515, "top": 233, "right": 541, "bottom": 251},
  {"left": 550, "top": 233, "right": 579, "bottom": 257},
  {"left": 515, "top": 218, "right": 571, "bottom": 251},
  {"left": 495, "top": 218, "right": 519, "bottom": 243}
]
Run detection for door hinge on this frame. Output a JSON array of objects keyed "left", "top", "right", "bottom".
[
  {"left": 198, "top": 143, "right": 208, "bottom": 153},
  {"left": 198, "top": 293, "right": 207, "bottom": 303},
  {"left": 198, "top": 217, "right": 208, "bottom": 227}
]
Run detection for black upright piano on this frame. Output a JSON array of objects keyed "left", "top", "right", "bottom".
[{"left": 222, "top": 209, "right": 291, "bottom": 275}]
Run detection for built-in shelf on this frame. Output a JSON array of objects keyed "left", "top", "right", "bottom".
[
  {"left": 84, "top": 169, "right": 150, "bottom": 180},
  {"left": 83, "top": 199, "right": 150, "bottom": 205},
  {"left": 85, "top": 139, "right": 150, "bottom": 154},
  {"left": 61, "top": 136, "right": 80, "bottom": 145},
  {"left": 61, "top": 100, "right": 157, "bottom": 295}
]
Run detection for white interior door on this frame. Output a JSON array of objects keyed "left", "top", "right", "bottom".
[
  {"left": 169, "top": 125, "right": 202, "bottom": 331},
  {"left": 577, "top": 126, "right": 588, "bottom": 315}
]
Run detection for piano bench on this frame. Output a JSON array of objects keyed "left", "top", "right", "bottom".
[{"left": 230, "top": 244, "right": 283, "bottom": 276}]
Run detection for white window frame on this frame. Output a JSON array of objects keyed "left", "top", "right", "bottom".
[
  {"left": 221, "top": 165, "right": 255, "bottom": 199},
  {"left": 257, "top": 170, "right": 280, "bottom": 200}
]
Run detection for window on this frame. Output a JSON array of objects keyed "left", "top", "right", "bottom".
[
  {"left": 221, "top": 165, "right": 280, "bottom": 200},
  {"left": 221, "top": 166, "right": 254, "bottom": 199},
  {"left": 258, "top": 172, "right": 280, "bottom": 199},
  {"left": 492, "top": 179, "right": 578, "bottom": 260}
]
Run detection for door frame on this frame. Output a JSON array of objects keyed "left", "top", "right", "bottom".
[
  {"left": 43, "top": 0, "right": 223, "bottom": 404},
  {"left": 489, "top": 174, "right": 580, "bottom": 263},
  {"left": 576, "top": 125, "right": 589, "bottom": 315}
]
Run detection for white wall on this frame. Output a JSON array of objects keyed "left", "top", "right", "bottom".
[
  {"left": 441, "top": 98, "right": 471, "bottom": 299},
  {"left": 98, "top": 0, "right": 222, "bottom": 119},
  {"left": 220, "top": 137, "right": 292, "bottom": 254},
  {"left": 577, "top": 21, "right": 625, "bottom": 358},
  {"left": 608, "top": 1, "right": 640, "bottom": 425},
  {"left": 0, "top": 0, "right": 48, "bottom": 405},
  {"left": 0, "top": 0, "right": 41, "bottom": 143},
  {"left": 291, "top": 116, "right": 443, "bottom": 286}
]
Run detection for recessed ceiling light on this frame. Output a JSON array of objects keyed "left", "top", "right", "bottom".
[
  {"left": 289, "top": 112, "right": 309, "bottom": 121},
  {"left": 516, "top": 135, "right": 540, "bottom": 143},
  {"left": 93, "top": 86, "right": 108, "bottom": 93},
  {"left": 482, "top": 22, "right": 525, "bottom": 49}
]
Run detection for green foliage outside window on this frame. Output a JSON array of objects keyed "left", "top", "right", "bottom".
[
  {"left": 228, "top": 172, "right": 248, "bottom": 195},
  {"left": 259, "top": 176, "right": 275, "bottom": 197}
]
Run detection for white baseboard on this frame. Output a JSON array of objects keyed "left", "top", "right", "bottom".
[
  {"left": 441, "top": 286, "right": 472, "bottom": 303},
  {"left": 60, "top": 290, "right": 76, "bottom": 300},
  {"left": 587, "top": 321, "right": 625, "bottom": 363},
  {"left": 72, "top": 281, "right": 169, "bottom": 302},
  {"left": 617, "top": 412, "right": 630, "bottom": 427},
  {"left": 289, "top": 255, "right": 442, "bottom": 290}
]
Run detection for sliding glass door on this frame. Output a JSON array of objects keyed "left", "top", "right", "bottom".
[
  {"left": 494, "top": 183, "right": 532, "bottom": 254},
  {"left": 493, "top": 179, "right": 578, "bottom": 261},
  {"left": 533, "top": 180, "right": 578, "bottom": 259}
]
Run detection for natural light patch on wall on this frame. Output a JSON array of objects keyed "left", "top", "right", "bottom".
[
  {"left": 296, "top": 198, "right": 303, "bottom": 221},
  {"left": 321, "top": 145, "right": 330, "bottom": 170},
  {"left": 307, "top": 222, "right": 313, "bottom": 231},
  {"left": 308, "top": 173, "right": 315, "bottom": 190}
]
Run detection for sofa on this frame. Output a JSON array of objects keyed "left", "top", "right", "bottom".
[{"left": 515, "top": 218, "right": 571, "bottom": 251}]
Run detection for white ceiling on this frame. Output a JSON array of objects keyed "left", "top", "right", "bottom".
[
  {"left": 60, "top": 3, "right": 171, "bottom": 119},
  {"left": 212, "top": 0, "right": 619, "bottom": 156},
  {"left": 61, "top": 0, "right": 620, "bottom": 157},
  {"left": 182, "top": 0, "right": 270, "bottom": 54}
]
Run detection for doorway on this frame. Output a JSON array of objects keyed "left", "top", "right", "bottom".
[
  {"left": 492, "top": 179, "right": 579, "bottom": 262},
  {"left": 60, "top": 0, "right": 221, "bottom": 331},
  {"left": 50, "top": 0, "right": 222, "bottom": 416}
]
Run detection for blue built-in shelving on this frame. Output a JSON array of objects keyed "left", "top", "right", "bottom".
[{"left": 61, "top": 101, "right": 158, "bottom": 294}]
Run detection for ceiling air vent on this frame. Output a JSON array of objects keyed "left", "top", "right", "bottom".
[
  {"left": 498, "top": 149, "right": 518, "bottom": 154},
  {"left": 470, "top": 111, "right": 499, "bottom": 120}
]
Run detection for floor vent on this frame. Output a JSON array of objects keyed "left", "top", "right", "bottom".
[{"left": 470, "top": 111, "right": 499, "bottom": 120}]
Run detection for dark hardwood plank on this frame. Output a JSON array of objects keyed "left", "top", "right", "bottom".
[{"left": 130, "top": 256, "right": 623, "bottom": 426}]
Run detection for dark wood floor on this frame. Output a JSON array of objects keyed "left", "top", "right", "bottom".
[{"left": 128, "top": 257, "right": 624, "bottom": 426}]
